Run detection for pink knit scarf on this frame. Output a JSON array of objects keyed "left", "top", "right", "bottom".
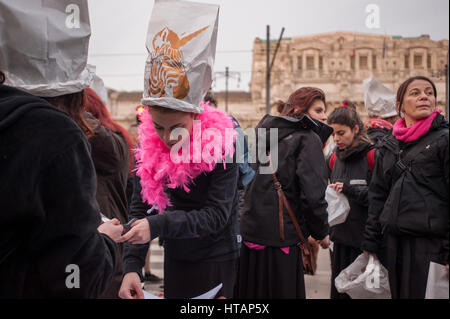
[
  {"left": 134, "top": 102, "right": 236, "bottom": 211},
  {"left": 392, "top": 109, "right": 441, "bottom": 142}
]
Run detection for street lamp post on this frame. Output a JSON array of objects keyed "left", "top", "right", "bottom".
[{"left": 213, "top": 67, "right": 240, "bottom": 113}]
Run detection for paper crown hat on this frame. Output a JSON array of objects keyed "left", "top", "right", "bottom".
[
  {"left": 0, "top": 0, "right": 95, "bottom": 97},
  {"left": 141, "top": 0, "right": 219, "bottom": 113},
  {"left": 363, "top": 77, "right": 397, "bottom": 118}
]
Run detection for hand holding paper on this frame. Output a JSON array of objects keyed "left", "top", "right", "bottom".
[
  {"left": 318, "top": 235, "right": 330, "bottom": 249},
  {"left": 325, "top": 185, "right": 350, "bottom": 227},
  {"left": 97, "top": 218, "right": 123, "bottom": 242},
  {"left": 119, "top": 273, "right": 144, "bottom": 299},
  {"left": 425, "top": 262, "right": 449, "bottom": 299},
  {"left": 118, "top": 218, "right": 151, "bottom": 244},
  {"left": 329, "top": 182, "right": 344, "bottom": 193}
]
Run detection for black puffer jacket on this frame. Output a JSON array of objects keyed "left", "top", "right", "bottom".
[
  {"left": 362, "top": 114, "right": 449, "bottom": 259},
  {"left": 240, "top": 115, "right": 331, "bottom": 246},
  {"left": 328, "top": 142, "right": 374, "bottom": 249},
  {"left": 0, "top": 84, "right": 117, "bottom": 298}
]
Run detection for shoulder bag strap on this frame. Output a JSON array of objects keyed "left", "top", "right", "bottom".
[
  {"left": 396, "top": 129, "right": 448, "bottom": 173},
  {"left": 268, "top": 153, "right": 308, "bottom": 245}
]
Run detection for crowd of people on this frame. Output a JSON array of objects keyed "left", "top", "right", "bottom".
[{"left": 0, "top": 1, "right": 448, "bottom": 300}]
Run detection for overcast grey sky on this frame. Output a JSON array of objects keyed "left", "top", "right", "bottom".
[{"left": 87, "top": 0, "right": 449, "bottom": 92}]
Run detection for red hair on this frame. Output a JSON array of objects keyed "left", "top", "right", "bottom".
[
  {"left": 84, "top": 88, "right": 136, "bottom": 174},
  {"left": 277, "top": 87, "right": 326, "bottom": 118}
]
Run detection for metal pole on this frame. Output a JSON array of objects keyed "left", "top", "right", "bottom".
[
  {"left": 225, "top": 66, "right": 229, "bottom": 113},
  {"left": 446, "top": 51, "right": 449, "bottom": 120},
  {"left": 266, "top": 25, "right": 270, "bottom": 115},
  {"left": 269, "top": 27, "right": 285, "bottom": 73}
]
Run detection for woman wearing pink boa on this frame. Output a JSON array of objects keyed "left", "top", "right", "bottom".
[
  {"left": 362, "top": 76, "right": 449, "bottom": 298},
  {"left": 118, "top": 101, "right": 240, "bottom": 299}
]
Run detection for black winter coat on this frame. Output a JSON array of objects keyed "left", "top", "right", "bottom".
[
  {"left": 328, "top": 142, "right": 374, "bottom": 249},
  {"left": 240, "top": 115, "right": 331, "bottom": 246},
  {"left": 123, "top": 161, "right": 240, "bottom": 278},
  {"left": 362, "top": 114, "right": 449, "bottom": 261},
  {"left": 84, "top": 112, "right": 129, "bottom": 224},
  {"left": 84, "top": 112, "right": 129, "bottom": 299},
  {"left": 0, "top": 84, "right": 117, "bottom": 298}
]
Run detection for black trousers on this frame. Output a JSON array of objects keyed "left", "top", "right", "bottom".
[{"left": 163, "top": 256, "right": 238, "bottom": 299}]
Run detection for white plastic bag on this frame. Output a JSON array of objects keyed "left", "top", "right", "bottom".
[
  {"left": 363, "top": 77, "right": 397, "bottom": 118},
  {"left": 325, "top": 186, "right": 350, "bottom": 227},
  {"left": 335, "top": 254, "right": 391, "bottom": 299},
  {"left": 425, "top": 262, "right": 449, "bottom": 299}
]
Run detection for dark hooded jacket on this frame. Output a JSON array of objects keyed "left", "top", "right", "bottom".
[
  {"left": 362, "top": 114, "right": 449, "bottom": 262},
  {"left": 367, "top": 127, "right": 390, "bottom": 147},
  {"left": 84, "top": 112, "right": 129, "bottom": 224},
  {"left": 240, "top": 115, "right": 331, "bottom": 246},
  {"left": 0, "top": 84, "right": 117, "bottom": 298},
  {"left": 84, "top": 112, "right": 129, "bottom": 299}
]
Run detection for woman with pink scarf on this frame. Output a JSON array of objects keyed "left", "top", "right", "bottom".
[{"left": 362, "top": 76, "right": 449, "bottom": 298}]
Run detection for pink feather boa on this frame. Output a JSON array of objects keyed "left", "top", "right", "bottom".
[{"left": 134, "top": 102, "right": 237, "bottom": 211}]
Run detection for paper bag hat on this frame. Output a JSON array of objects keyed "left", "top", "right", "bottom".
[
  {"left": 0, "top": 0, "right": 94, "bottom": 97},
  {"left": 141, "top": 0, "right": 219, "bottom": 113},
  {"left": 363, "top": 77, "right": 397, "bottom": 118}
]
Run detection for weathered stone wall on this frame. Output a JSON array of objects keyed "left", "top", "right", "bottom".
[{"left": 251, "top": 32, "right": 448, "bottom": 118}]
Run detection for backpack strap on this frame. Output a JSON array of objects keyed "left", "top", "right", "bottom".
[
  {"left": 328, "top": 152, "right": 337, "bottom": 171},
  {"left": 398, "top": 129, "right": 448, "bottom": 168},
  {"left": 329, "top": 149, "right": 375, "bottom": 173},
  {"left": 392, "top": 128, "right": 448, "bottom": 181},
  {"left": 366, "top": 148, "right": 375, "bottom": 173}
]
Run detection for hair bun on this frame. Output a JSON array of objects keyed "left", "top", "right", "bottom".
[{"left": 341, "top": 100, "right": 356, "bottom": 110}]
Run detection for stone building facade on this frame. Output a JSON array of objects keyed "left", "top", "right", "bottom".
[
  {"left": 250, "top": 32, "right": 448, "bottom": 120},
  {"left": 107, "top": 32, "right": 448, "bottom": 130},
  {"left": 107, "top": 90, "right": 142, "bottom": 129},
  {"left": 106, "top": 89, "right": 256, "bottom": 130}
]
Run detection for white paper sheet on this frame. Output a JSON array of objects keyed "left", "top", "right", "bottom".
[
  {"left": 425, "top": 262, "right": 449, "bottom": 299},
  {"left": 100, "top": 213, "right": 111, "bottom": 223},
  {"left": 143, "top": 283, "right": 223, "bottom": 299}
]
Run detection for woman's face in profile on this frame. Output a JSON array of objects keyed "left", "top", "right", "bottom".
[
  {"left": 307, "top": 100, "right": 328, "bottom": 123},
  {"left": 330, "top": 123, "right": 359, "bottom": 150}
]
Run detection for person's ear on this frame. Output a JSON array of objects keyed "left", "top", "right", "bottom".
[
  {"left": 396, "top": 102, "right": 404, "bottom": 117},
  {"left": 353, "top": 125, "right": 360, "bottom": 135}
]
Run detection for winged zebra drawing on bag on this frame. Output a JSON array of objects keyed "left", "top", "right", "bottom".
[{"left": 148, "top": 26, "right": 209, "bottom": 99}]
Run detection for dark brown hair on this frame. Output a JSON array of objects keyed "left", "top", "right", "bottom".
[
  {"left": 327, "top": 105, "right": 371, "bottom": 144},
  {"left": 340, "top": 100, "right": 357, "bottom": 109},
  {"left": 43, "top": 91, "right": 94, "bottom": 139},
  {"left": 396, "top": 76, "right": 437, "bottom": 116},
  {"left": 0, "top": 71, "right": 5, "bottom": 84},
  {"left": 203, "top": 91, "right": 217, "bottom": 107},
  {"left": 276, "top": 87, "right": 326, "bottom": 118}
]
